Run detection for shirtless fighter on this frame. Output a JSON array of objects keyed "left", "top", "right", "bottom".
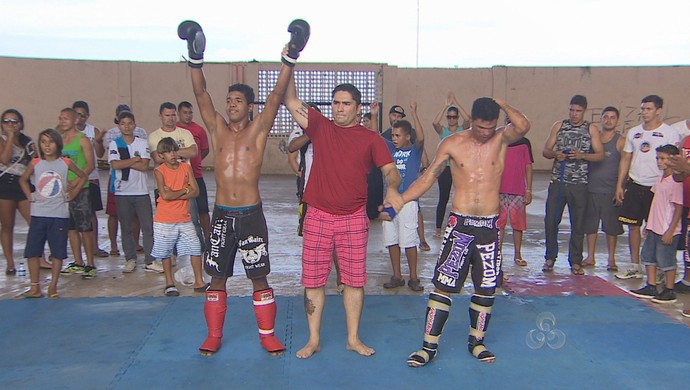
[
  {"left": 178, "top": 18, "right": 309, "bottom": 355},
  {"left": 386, "top": 97, "right": 530, "bottom": 365}
]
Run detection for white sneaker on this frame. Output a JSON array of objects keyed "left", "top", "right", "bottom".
[
  {"left": 144, "top": 261, "right": 164, "bottom": 273},
  {"left": 615, "top": 266, "right": 644, "bottom": 280},
  {"left": 122, "top": 259, "right": 137, "bottom": 273}
]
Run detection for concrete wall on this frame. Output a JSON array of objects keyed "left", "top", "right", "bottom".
[{"left": 2, "top": 56, "right": 689, "bottom": 172}]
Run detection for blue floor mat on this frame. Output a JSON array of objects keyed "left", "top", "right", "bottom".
[{"left": 1, "top": 294, "right": 688, "bottom": 390}]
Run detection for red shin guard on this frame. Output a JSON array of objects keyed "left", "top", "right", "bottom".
[
  {"left": 199, "top": 290, "right": 227, "bottom": 353},
  {"left": 253, "top": 288, "right": 285, "bottom": 353}
]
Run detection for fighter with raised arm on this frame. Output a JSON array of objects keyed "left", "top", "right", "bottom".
[
  {"left": 386, "top": 97, "right": 530, "bottom": 366},
  {"left": 178, "top": 19, "right": 309, "bottom": 356},
  {"left": 283, "top": 60, "right": 402, "bottom": 359}
]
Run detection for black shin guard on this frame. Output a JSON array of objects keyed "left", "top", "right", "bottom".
[
  {"left": 407, "top": 292, "right": 452, "bottom": 367},
  {"left": 468, "top": 294, "right": 495, "bottom": 362}
]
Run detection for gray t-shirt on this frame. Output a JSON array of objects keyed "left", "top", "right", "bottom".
[
  {"left": 30, "top": 157, "right": 70, "bottom": 218},
  {"left": 587, "top": 133, "right": 620, "bottom": 194}
]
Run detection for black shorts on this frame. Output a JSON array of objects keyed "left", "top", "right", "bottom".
[
  {"left": 88, "top": 180, "right": 104, "bottom": 212},
  {"left": 366, "top": 167, "right": 384, "bottom": 220},
  {"left": 205, "top": 203, "right": 270, "bottom": 280},
  {"left": 584, "top": 192, "right": 623, "bottom": 236},
  {"left": 195, "top": 177, "right": 210, "bottom": 214},
  {"left": 433, "top": 213, "right": 501, "bottom": 295},
  {"left": 297, "top": 202, "right": 307, "bottom": 236},
  {"left": 0, "top": 173, "right": 27, "bottom": 201},
  {"left": 618, "top": 180, "right": 653, "bottom": 226},
  {"left": 68, "top": 188, "right": 94, "bottom": 232}
]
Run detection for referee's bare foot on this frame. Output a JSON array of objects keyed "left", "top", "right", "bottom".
[
  {"left": 346, "top": 340, "right": 375, "bottom": 356},
  {"left": 296, "top": 341, "right": 320, "bottom": 359}
]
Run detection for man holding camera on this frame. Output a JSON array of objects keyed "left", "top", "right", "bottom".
[{"left": 542, "top": 95, "right": 603, "bottom": 275}]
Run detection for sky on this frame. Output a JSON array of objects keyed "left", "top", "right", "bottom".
[{"left": 2, "top": 0, "right": 690, "bottom": 68}]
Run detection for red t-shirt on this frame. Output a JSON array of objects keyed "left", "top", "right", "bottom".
[
  {"left": 303, "top": 108, "right": 393, "bottom": 214},
  {"left": 499, "top": 138, "right": 533, "bottom": 195},
  {"left": 176, "top": 121, "right": 209, "bottom": 179}
]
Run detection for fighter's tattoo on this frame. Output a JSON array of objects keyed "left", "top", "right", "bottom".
[
  {"left": 304, "top": 290, "right": 316, "bottom": 315},
  {"left": 431, "top": 161, "right": 447, "bottom": 177},
  {"left": 297, "top": 102, "right": 310, "bottom": 120}
]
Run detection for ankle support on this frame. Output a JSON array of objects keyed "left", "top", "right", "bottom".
[
  {"left": 408, "top": 292, "right": 452, "bottom": 367},
  {"left": 253, "top": 288, "right": 277, "bottom": 337},
  {"left": 407, "top": 348, "right": 436, "bottom": 367},
  {"left": 423, "top": 292, "right": 452, "bottom": 349},
  {"left": 468, "top": 294, "right": 494, "bottom": 342},
  {"left": 253, "top": 288, "right": 285, "bottom": 352},
  {"left": 468, "top": 294, "right": 495, "bottom": 361},
  {"left": 468, "top": 342, "right": 495, "bottom": 362},
  {"left": 200, "top": 290, "right": 227, "bottom": 353}
]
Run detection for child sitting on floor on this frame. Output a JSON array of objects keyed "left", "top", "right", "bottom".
[{"left": 150, "top": 137, "right": 206, "bottom": 296}]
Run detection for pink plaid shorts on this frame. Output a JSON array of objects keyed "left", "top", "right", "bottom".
[{"left": 301, "top": 206, "right": 370, "bottom": 288}]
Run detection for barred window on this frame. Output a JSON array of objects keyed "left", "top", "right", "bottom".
[{"left": 256, "top": 69, "right": 378, "bottom": 137}]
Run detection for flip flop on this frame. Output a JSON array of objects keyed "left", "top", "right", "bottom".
[
  {"left": 419, "top": 242, "right": 431, "bottom": 251},
  {"left": 109, "top": 250, "right": 121, "bottom": 257},
  {"left": 5, "top": 268, "right": 16, "bottom": 275},
  {"left": 15, "top": 292, "right": 43, "bottom": 299},
  {"left": 514, "top": 258, "right": 528, "bottom": 266},
  {"left": 164, "top": 285, "right": 180, "bottom": 297},
  {"left": 96, "top": 249, "right": 109, "bottom": 258},
  {"left": 48, "top": 293, "right": 59, "bottom": 299},
  {"left": 542, "top": 259, "right": 555, "bottom": 272},
  {"left": 571, "top": 264, "right": 585, "bottom": 275},
  {"left": 607, "top": 265, "right": 619, "bottom": 272},
  {"left": 193, "top": 283, "right": 210, "bottom": 293}
]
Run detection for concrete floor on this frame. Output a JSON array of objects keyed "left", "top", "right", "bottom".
[{"left": 1, "top": 170, "right": 689, "bottom": 323}]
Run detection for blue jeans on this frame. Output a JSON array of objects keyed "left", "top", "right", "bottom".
[
  {"left": 641, "top": 231, "right": 680, "bottom": 272},
  {"left": 544, "top": 181, "right": 588, "bottom": 266}
]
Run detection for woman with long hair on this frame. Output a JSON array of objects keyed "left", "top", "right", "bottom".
[{"left": 0, "top": 109, "right": 36, "bottom": 274}]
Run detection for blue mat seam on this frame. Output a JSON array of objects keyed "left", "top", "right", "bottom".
[
  {"left": 108, "top": 298, "right": 174, "bottom": 389},
  {"left": 283, "top": 297, "right": 293, "bottom": 389}
]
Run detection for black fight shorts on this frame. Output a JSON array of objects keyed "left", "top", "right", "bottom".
[
  {"left": 433, "top": 213, "right": 501, "bottom": 295},
  {"left": 205, "top": 203, "right": 270, "bottom": 280}
]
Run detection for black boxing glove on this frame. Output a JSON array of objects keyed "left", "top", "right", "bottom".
[
  {"left": 282, "top": 19, "right": 310, "bottom": 67},
  {"left": 178, "top": 20, "right": 206, "bottom": 68}
]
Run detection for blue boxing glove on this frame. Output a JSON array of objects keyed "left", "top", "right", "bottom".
[
  {"left": 178, "top": 20, "right": 206, "bottom": 68},
  {"left": 282, "top": 19, "right": 310, "bottom": 67}
]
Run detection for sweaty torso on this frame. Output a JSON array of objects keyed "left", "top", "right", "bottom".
[
  {"left": 447, "top": 130, "right": 506, "bottom": 216},
  {"left": 211, "top": 119, "right": 266, "bottom": 207}
]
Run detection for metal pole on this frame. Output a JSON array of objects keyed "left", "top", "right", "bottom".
[{"left": 416, "top": 0, "right": 420, "bottom": 67}]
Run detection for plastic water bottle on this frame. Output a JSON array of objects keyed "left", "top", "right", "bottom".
[{"left": 17, "top": 262, "right": 26, "bottom": 277}]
